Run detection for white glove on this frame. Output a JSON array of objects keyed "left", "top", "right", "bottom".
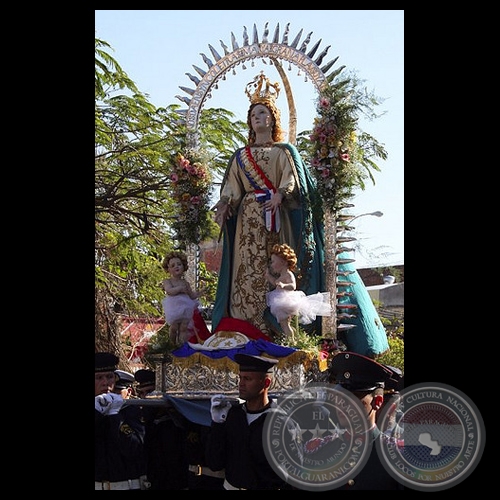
[
  {"left": 95, "top": 394, "right": 107, "bottom": 414},
  {"left": 210, "top": 394, "right": 232, "bottom": 423},
  {"left": 95, "top": 393, "right": 124, "bottom": 416}
]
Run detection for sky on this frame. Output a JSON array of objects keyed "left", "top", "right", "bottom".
[{"left": 95, "top": 10, "right": 404, "bottom": 269}]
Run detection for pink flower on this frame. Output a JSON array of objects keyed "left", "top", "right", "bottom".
[
  {"left": 180, "top": 157, "right": 191, "bottom": 169},
  {"left": 320, "top": 97, "right": 330, "bottom": 108},
  {"left": 320, "top": 168, "right": 330, "bottom": 179}
]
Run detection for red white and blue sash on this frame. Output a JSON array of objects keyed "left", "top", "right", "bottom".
[{"left": 236, "top": 147, "right": 281, "bottom": 232}]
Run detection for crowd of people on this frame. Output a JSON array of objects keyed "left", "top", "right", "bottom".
[
  {"left": 95, "top": 350, "right": 404, "bottom": 490},
  {"left": 95, "top": 353, "right": 227, "bottom": 490}
]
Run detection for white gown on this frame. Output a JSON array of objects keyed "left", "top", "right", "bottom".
[
  {"left": 266, "top": 289, "right": 332, "bottom": 325},
  {"left": 162, "top": 294, "right": 199, "bottom": 325}
]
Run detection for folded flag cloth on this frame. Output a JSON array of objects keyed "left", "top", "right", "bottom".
[{"left": 255, "top": 189, "right": 280, "bottom": 232}]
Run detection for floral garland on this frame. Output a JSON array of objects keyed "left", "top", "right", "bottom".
[
  {"left": 309, "top": 76, "right": 386, "bottom": 212},
  {"left": 169, "top": 149, "right": 213, "bottom": 245}
]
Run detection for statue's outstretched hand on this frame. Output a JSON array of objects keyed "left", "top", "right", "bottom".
[{"left": 214, "top": 200, "right": 232, "bottom": 226}]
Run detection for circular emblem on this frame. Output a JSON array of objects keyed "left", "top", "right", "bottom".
[
  {"left": 376, "top": 382, "right": 485, "bottom": 491},
  {"left": 263, "top": 383, "right": 372, "bottom": 491},
  {"left": 201, "top": 331, "right": 249, "bottom": 349}
]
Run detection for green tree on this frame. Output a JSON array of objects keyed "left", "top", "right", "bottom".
[{"left": 95, "top": 37, "right": 246, "bottom": 355}]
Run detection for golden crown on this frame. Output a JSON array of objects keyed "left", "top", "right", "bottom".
[{"left": 245, "top": 72, "right": 280, "bottom": 105}]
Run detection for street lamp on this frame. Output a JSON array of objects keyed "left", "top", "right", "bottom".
[
  {"left": 339, "top": 211, "right": 383, "bottom": 237},
  {"left": 345, "top": 211, "right": 383, "bottom": 225}
]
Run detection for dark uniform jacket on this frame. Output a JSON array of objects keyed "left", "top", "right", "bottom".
[
  {"left": 95, "top": 404, "right": 146, "bottom": 483},
  {"left": 141, "top": 406, "right": 189, "bottom": 490},
  {"left": 185, "top": 422, "right": 225, "bottom": 490},
  {"left": 205, "top": 402, "right": 292, "bottom": 490},
  {"left": 330, "top": 427, "right": 404, "bottom": 490}
]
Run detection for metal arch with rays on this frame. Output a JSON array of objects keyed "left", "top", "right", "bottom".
[
  {"left": 173, "top": 21, "right": 377, "bottom": 340},
  {"left": 175, "top": 22, "right": 345, "bottom": 148}
]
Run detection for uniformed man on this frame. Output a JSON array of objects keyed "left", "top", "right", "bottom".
[
  {"left": 113, "top": 369, "right": 137, "bottom": 399},
  {"left": 378, "top": 364, "right": 404, "bottom": 443},
  {"left": 327, "top": 351, "right": 405, "bottom": 490},
  {"left": 95, "top": 352, "right": 148, "bottom": 490},
  {"left": 185, "top": 419, "right": 226, "bottom": 490},
  {"left": 134, "top": 368, "right": 156, "bottom": 398},
  {"left": 205, "top": 353, "right": 294, "bottom": 490},
  {"left": 133, "top": 368, "right": 190, "bottom": 489}
]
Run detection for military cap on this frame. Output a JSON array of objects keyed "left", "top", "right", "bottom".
[
  {"left": 330, "top": 351, "right": 393, "bottom": 391},
  {"left": 234, "top": 353, "right": 278, "bottom": 373},
  {"left": 384, "top": 365, "right": 404, "bottom": 392},
  {"left": 95, "top": 352, "right": 119, "bottom": 373},
  {"left": 114, "top": 369, "right": 135, "bottom": 390},
  {"left": 134, "top": 369, "right": 156, "bottom": 389}
]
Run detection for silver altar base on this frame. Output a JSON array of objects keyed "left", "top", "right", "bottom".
[{"left": 153, "top": 352, "right": 328, "bottom": 399}]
